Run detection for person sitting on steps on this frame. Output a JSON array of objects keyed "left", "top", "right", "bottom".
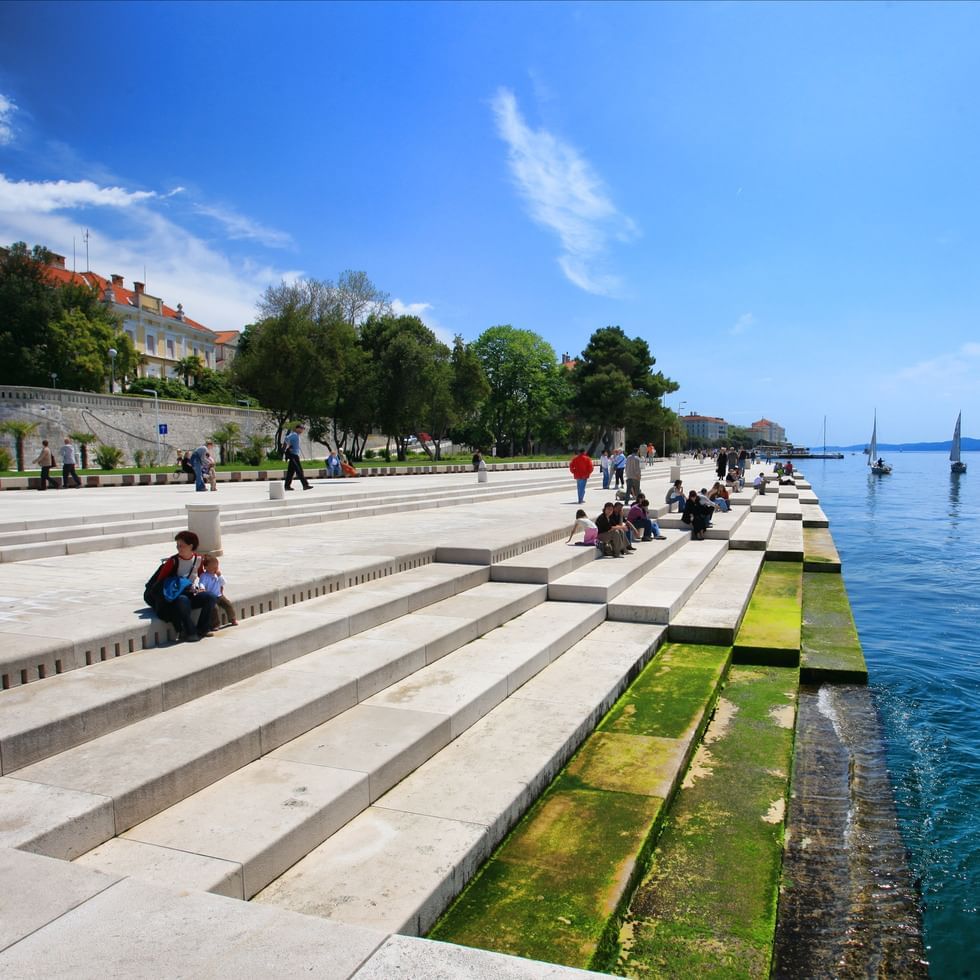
[
  {"left": 595, "top": 502, "right": 629, "bottom": 557},
  {"left": 627, "top": 496, "right": 667, "bottom": 540}
]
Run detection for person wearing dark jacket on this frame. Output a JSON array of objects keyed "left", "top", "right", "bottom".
[{"left": 146, "top": 530, "right": 218, "bottom": 642}]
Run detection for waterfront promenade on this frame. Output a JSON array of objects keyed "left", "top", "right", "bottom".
[{"left": 0, "top": 460, "right": 919, "bottom": 977}]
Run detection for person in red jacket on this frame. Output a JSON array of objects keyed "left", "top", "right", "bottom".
[{"left": 569, "top": 449, "right": 594, "bottom": 504}]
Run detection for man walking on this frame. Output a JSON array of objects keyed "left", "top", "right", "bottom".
[
  {"left": 60, "top": 437, "right": 82, "bottom": 488},
  {"left": 624, "top": 446, "right": 644, "bottom": 504},
  {"left": 569, "top": 448, "right": 594, "bottom": 504},
  {"left": 33, "top": 440, "right": 59, "bottom": 490},
  {"left": 284, "top": 423, "right": 312, "bottom": 491},
  {"left": 191, "top": 441, "right": 214, "bottom": 492},
  {"left": 612, "top": 448, "right": 627, "bottom": 488}
]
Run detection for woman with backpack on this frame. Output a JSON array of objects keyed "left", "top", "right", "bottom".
[{"left": 144, "top": 530, "right": 217, "bottom": 642}]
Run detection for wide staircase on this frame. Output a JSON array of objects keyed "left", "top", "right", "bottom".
[{"left": 0, "top": 465, "right": 834, "bottom": 977}]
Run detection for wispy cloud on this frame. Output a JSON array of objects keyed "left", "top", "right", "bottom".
[
  {"left": 0, "top": 94, "right": 16, "bottom": 145},
  {"left": 895, "top": 342, "right": 980, "bottom": 387},
  {"left": 391, "top": 298, "right": 454, "bottom": 345},
  {"left": 491, "top": 87, "right": 637, "bottom": 297},
  {"left": 193, "top": 202, "right": 293, "bottom": 249},
  {"left": 0, "top": 173, "right": 299, "bottom": 331},
  {"left": 730, "top": 312, "right": 755, "bottom": 335}
]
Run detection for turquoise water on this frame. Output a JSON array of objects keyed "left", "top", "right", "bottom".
[{"left": 808, "top": 452, "right": 980, "bottom": 978}]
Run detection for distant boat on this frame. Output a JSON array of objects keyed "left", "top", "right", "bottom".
[
  {"left": 950, "top": 412, "right": 967, "bottom": 474},
  {"left": 869, "top": 414, "right": 892, "bottom": 475}
]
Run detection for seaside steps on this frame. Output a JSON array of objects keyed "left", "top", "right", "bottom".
[
  {"left": 750, "top": 493, "right": 779, "bottom": 514},
  {"left": 71, "top": 600, "right": 605, "bottom": 902},
  {"left": 547, "top": 531, "right": 689, "bottom": 604},
  {"left": 667, "top": 550, "right": 766, "bottom": 645},
  {"left": 729, "top": 510, "right": 776, "bottom": 550},
  {"left": 801, "top": 503, "right": 830, "bottom": 527},
  {"left": 253, "top": 621, "right": 667, "bottom": 937},
  {"left": 767, "top": 518, "right": 805, "bottom": 562},
  {"left": 732, "top": 562, "right": 804, "bottom": 666},
  {"left": 0, "top": 579, "right": 548, "bottom": 853},
  {"left": 606, "top": 540, "right": 728, "bottom": 625},
  {"left": 799, "top": 572, "right": 868, "bottom": 683},
  {"left": 490, "top": 540, "right": 599, "bottom": 584},
  {"left": 803, "top": 526, "right": 841, "bottom": 571},
  {"left": 428, "top": 642, "right": 730, "bottom": 969},
  {"left": 0, "top": 562, "right": 502, "bottom": 774},
  {"left": 649, "top": 502, "right": 750, "bottom": 539},
  {"left": 776, "top": 495, "right": 803, "bottom": 520}
]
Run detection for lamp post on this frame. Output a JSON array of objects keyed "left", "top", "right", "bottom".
[
  {"left": 108, "top": 348, "right": 117, "bottom": 394},
  {"left": 50, "top": 372, "right": 57, "bottom": 389},
  {"left": 142, "top": 388, "right": 161, "bottom": 465},
  {"left": 237, "top": 398, "right": 251, "bottom": 443},
  {"left": 675, "top": 401, "right": 687, "bottom": 456}
]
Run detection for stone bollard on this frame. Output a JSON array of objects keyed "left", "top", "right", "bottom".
[
  {"left": 186, "top": 502, "right": 222, "bottom": 557},
  {"left": 478, "top": 459, "right": 488, "bottom": 484},
  {"left": 269, "top": 481, "right": 284, "bottom": 501},
  {"left": 670, "top": 464, "right": 681, "bottom": 483}
]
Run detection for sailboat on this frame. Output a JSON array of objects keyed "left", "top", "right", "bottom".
[
  {"left": 869, "top": 413, "right": 892, "bottom": 475},
  {"left": 950, "top": 412, "right": 967, "bottom": 474}
]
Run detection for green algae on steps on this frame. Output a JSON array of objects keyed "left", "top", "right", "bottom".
[
  {"left": 613, "top": 665, "right": 798, "bottom": 979},
  {"left": 732, "top": 563, "right": 803, "bottom": 666},
  {"left": 429, "top": 644, "right": 731, "bottom": 970},
  {"left": 802, "top": 527, "right": 841, "bottom": 572},
  {"left": 800, "top": 571, "right": 868, "bottom": 683}
]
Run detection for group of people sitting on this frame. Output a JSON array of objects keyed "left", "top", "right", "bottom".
[{"left": 567, "top": 497, "right": 667, "bottom": 557}]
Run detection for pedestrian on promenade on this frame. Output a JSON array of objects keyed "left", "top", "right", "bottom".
[
  {"left": 471, "top": 450, "right": 483, "bottom": 472},
  {"left": 716, "top": 447, "right": 729, "bottom": 480},
  {"left": 190, "top": 441, "right": 214, "bottom": 492},
  {"left": 612, "top": 448, "right": 627, "bottom": 488},
  {"left": 33, "top": 440, "right": 59, "bottom": 490},
  {"left": 569, "top": 448, "right": 594, "bottom": 504},
  {"left": 59, "top": 437, "right": 82, "bottom": 488},
  {"left": 326, "top": 447, "right": 342, "bottom": 478},
  {"left": 737, "top": 446, "right": 748, "bottom": 476},
  {"left": 284, "top": 423, "right": 312, "bottom": 491},
  {"left": 624, "top": 446, "right": 644, "bottom": 504},
  {"left": 646, "top": 443, "right": 655, "bottom": 466},
  {"left": 599, "top": 450, "right": 612, "bottom": 489}
]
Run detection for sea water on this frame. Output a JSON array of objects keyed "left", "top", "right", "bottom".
[{"left": 807, "top": 451, "right": 979, "bottom": 978}]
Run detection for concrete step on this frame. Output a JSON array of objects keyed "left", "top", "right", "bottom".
[
  {"left": 1, "top": 580, "right": 547, "bottom": 855},
  {"left": 798, "top": 490, "right": 819, "bottom": 505},
  {"left": 801, "top": 503, "right": 830, "bottom": 527},
  {"left": 729, "top": 511, "right": 776, "bottom": 550},
  {"left": 73, "top": 601, "right": 605, "bottom": 901},
  {"left": 750, "top": 494, "right": 778, "bottom": 513},
  {"left": 667, "top": 550, "right": 765, "bottom": 645},
  {"left": 0, "top": 563, "right": 490, "bottom": 773},
  {"left": 253, "top": 621, "right": 667, "bottom": 936},
  {"left": 803, "top": 527, "right": 841, "bottom": 571},
  {"left": 490, "top": 540, "right": 599, "bottom": 584},
  {"left": 767, "top": 519, "right": 805, "bottom": 562},
  {"left": 776, "top": 496, "right": 803, "bottom": 520},
  {"left": 606, "top": 540, "right": 728, "bottom": 624},
  {"left": 777, "top": 487, "right": 799, "bottom": 499},
  {"left": 547, "top": 531, "right": 688, "bottom": 604},
  {"left": 657, "top": 504, "right": 749, "bottom": 540}
]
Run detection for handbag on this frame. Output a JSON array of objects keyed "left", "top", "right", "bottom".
[{"left": 162, "top": 574, "right": 194, "bottom": 602}]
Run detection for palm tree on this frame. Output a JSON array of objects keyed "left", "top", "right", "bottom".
[
  {"left": 209, "top": 422, "right": 242, "bottom": 465},
  {"left": 0, "top": 420, "right": 40, "bottom": 471},
  {"left": 69, "top": 431, "right": 98, "bottom": 470},
  {"left": 174, "top": 355, "right": 205, "bottom": 387}
]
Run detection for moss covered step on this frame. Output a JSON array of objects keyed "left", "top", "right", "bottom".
[
  {"left": 429, "top": 644, "right": 731, "bottom": 970},
  {"left": 800, "top": 572, "right": 867, "bottom": 683},
  {"left": 733, "top": 563, "right": 803, "bottom": 667},
  {"left": 613, "top": 665, "right": 798, "bottom": 979},
  {"left": 801, "top": 503, "right": 830, "bottom": 527},
  {"left": 802, "top": 526, "right": 841, "bottom": 572}
]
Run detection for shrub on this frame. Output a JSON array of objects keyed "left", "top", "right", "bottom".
[
  {"left": 0, "top": 447, "right": 12, "bottom": 471},
  {"left": 238, "top": 433, "right": 272, "bottom": 466},
  {"left": 94, "top": 443, "right": 125, "bottom": 470},
  {"left": 133, "top": 450, "right": 149, "bottom": 468},
  {"left": 363, "top": 449, "right": 376, "bottom": 460}
]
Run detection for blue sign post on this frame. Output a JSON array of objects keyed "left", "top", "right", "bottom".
[{"left": 158, "top": 424, "right": 168, "bottom": 435}]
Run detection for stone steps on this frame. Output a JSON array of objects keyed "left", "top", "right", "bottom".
[
  {"left": 732, "top": 562, "right": 803, "bottom": 667},
  {"left": 657, "top": 503, "right": 750, "bottom": 540},
  {"left": 667, "top": 550, "right": 765, "bottom": 645},
  {"left": 750, "top": 494, "right": 778, "bottom": 513},
  {"left": 0, "top": 562, "right": 491, "bottom": 774},
  {"left": 803, "top": 526, "right": 841, "bottom": 571},
  {"left": 776, "top": 496, "right": 803, "bottom": 520},
  {"left": 801, "top": 503, "right": 830, "bottom": 527},
  {"left": 767, "top": 518, "right": 805, "bottom": 562},
  {"left": 73, "top": 601, "right": 605, "bottom": 902},
  {"left": 490, "top": 540, "right": 599, "bottom": 584},
  {"left": 253, "top": 621, "right": 667, "bottom": 936},
  {"left": 729, "top": 510, "right": 776, "bottom": 550},
  {"left": 606, "top": 540, "right": 728, "bottom": 625},
  {"left": 0, "top": 579, "right": 547, "bottom": 856},
  {"left": 548, "top": 531, "right": 688, "bottom": 604}
]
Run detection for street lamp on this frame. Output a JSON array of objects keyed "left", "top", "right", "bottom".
[
  {"left": 142, "top": 388, "right": 161, "bottom": 465},
  {"left": 50, "top": 372, "right": 57, "bottom": 389},
  {"left": 108, "top": 348, "right": 117, "bottom": 394},
  {"left": 237, "top": 398, "right": 251, "bottom": 445}
]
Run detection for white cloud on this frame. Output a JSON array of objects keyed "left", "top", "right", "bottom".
[
  {"left": 0, "top": 173, "right": 299, "bottom": 332},
  {"left": 895, "top": 342, "right": 980, "bottom": 387},
  {"left": 491, "top": 87, "right": 637, "bottom": 297},
  {"left": 0, "top": 94, "right": 16, "bottom": 145},
  {"left": 391, "top": 298, "right": 454, "bottom": 345},
  {"left": 193, "top": 202, "right": 292, "bottom": 249},
  {"left": 730, "top": 312, "right": 755, "bottom": 335}
]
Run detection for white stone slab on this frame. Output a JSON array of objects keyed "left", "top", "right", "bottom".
[
  {"left": 668, "top": 550, "right": 765, "bottom": 645},
  {"left": 776, "top": 496, "right": 803, "bottom": 520},
  {"left": 801, "top": 503, "right": 830, "bottom": 527},
  {"left": 0, "top": 875, "right": 385, "bottom": 979},
  {"left": 607, "top": 540, "right": 728, "bottom": 624},
  {"left": 750, "top": 494, "right": 778, "bottom": 513},
  {"left": 490, "top": 540, "right": 599, "bottom": 584},
  {"left": 767, "top": 518, "right": 805, "bottom": 561},
  {"left": 729, "top": 510, "right": 776, "bottom": 550}
]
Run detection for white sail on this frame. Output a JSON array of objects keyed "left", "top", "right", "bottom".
[
  {"left": 868, "top": 416, "right": 877, "bottom": 468},
  {"left": 950, "top": 412, "right": 962, "bottom": 463}
]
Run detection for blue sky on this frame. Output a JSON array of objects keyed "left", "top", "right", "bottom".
[{"left": 1, "top": 0, "right": 978, "bottom": 445}]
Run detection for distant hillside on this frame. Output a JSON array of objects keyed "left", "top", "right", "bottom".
[{"left": 829, "top": 438, "right": 980, "bottom": 452}]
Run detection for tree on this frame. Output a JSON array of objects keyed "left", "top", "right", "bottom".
[
  {"left": 570, "top": 326, "right": 679, "bottom": 453},
  {"left": 209, "top": 422, "right": 242, "bottom": 464},
  {"left": 0, "top": 419, "right": 40, "bottom": 471},
  {"left": 49, "top": 308, "right": 137, "bottom": 393},
  {"left": 334, "top": 270, "right": 391, "bottom": 327},
  {"left": 232, "top": 281, "right": 355, "bottom": 452},
  {"left": 69, "top": 431, "right": 98, "bottom": 469},
  {"left": 471, "top": 325, "right": 565, "bottom": 456},
  {"left": 173, "top": 355, "right": 205, "bottom": 387}
]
